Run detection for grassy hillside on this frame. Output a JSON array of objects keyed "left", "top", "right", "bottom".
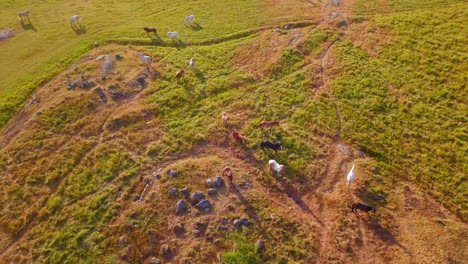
[
  {"left": 0, "top": 0, "right": 318, "bottom": 129},
  {"left": 0, "top": 0, "right": 466, "bottom": 263},
  {"left": 336, "top": 0, "right": 467, "bottom": 219}
]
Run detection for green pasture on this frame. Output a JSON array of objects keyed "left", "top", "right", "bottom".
[{"left": 0, "top": 0, "right": 313, "bottom": 129}]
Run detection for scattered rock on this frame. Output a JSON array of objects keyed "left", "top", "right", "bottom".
[
  {"left": 220, "top": 218, "right": 228, "bottom": 225},
  {"left": 180, "top": 187, "right": 190, "bottom": 197},
  {"left": 191, "top": 192, "right": 205, "bottom": 204},
  {"left": 256, "top": 240, "right": 265, "bottom": 252},
  {"left": 168, "top": 187, "right": 178, "bottom": 196},
  {"left": 207, "top": 188, "right": 217, "bottom": 196},
  {"left": 233, "top": 219, "right": 243, "bottom": 229},
  {"left": 240, "top": 218, "right": 251, "bottom": 226},
  {"left": 338, "top": 144, "right": 350, "bottom": 156},
  {"left": 206, "top": 178, "right": 215, "bottom": 188},
  {"left": 331, "top": 0, "right": 340, "bottom": 6},
  {"left": 93, "top": 41, "right": 99, "bottom": 47},
  {"left": 134, "top": 195, "right": 141, "bottom": 202},
  {"left": 290, "top": 31, "right": 301, "bottom": 45},
  {"left": 159, "top": 244, "right": 173, "bottom": 260},
  {"left": 116, "top": 54, "right": 124, "bottom": 60},
  {"left": 109, "top": 88, "right": 125, "bottom": 100},
  {"left": 153, "top": 169, "right": 162, "bottom": 179},
  {"left": 214, "top": 176, "right": 224, "bottom": 188},
  {"left": 284, "top": 24, "right": 292, "bottom": 30},
  {"left": 331, "top": 12, "right": 340, "bottom": 19},
  {"left": 118, "top": 236, "right": 127, "bottom": 246},
  {"left": 148, "top": 257, "right": 161, "bottom": 264},
  {"left": 270, "top": 213, "right": 278, "bottom": 220},
  {"left": 218, "top": 226, "right": 228, "bottom": 232},
  {"left": 173, "top": 222, "right": 186, "bottom": 236},
  {"left": 137, "top": 76, "right": 146, "bottom": 87},
  {"left": 68, "top": 80, "right": 96, "bottom": 90},
  {"left": 372, "top": 167, "right": 380, "bottom": 174},
  {"left": 167, "top": 170, "right": 178, "bottom": 178},
  {"left": 176, "top": 200, "right": 187, "bottom": 214},
  {"left": 196, "top": 200, "right": 212, "bottom": 211},
  {"left": 94, "top": 87, "right": 107, "bottom": 104}
]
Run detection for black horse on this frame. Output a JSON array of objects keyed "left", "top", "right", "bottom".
[
  {"left": 260, "top": 140, "right": 283, "bottom": 152},
  {"left": 351, "top": 203, "right": 376, "bottom": 214}
]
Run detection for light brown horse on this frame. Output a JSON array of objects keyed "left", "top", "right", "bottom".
[
  {"left": 260, "top": 121, "right": 280, "bottom": 131},
  {"left": 176, "top": 69, "right": 185, "bottom": 79},
  {"left": 232, "top": 131, "right": 246, "bottom": 143},
  {"left": 223, "top": 167, "right": 233, "bottom": 184}
]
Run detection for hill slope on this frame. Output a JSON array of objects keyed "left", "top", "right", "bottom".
[{"left": 0, "top": 0, "right": 466, "bottom": 263}]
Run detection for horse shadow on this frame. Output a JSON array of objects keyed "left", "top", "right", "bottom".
[
  {"left": 71, "top": 24, "right": 86, "bottom": 35},
  {"left": 20, "top": 20, "right": 37, "bottom": 32},
  {"left": 229, "top": 185, "right": 271, "bottom": 239},
  {"left": 363, "top": 219, "right": 413, "bottom": 257},
  {"left": 193, "top": 69, "right": 205, "bottom": 82},
  {"left": 273, "top": 175, "right": 324, "bottom": 226},
  {"left": 172, "top": 39, "right": 186, "bottom": 49},
  {"left": 185, "top": 22, "right": 203, "bottom": 31}
]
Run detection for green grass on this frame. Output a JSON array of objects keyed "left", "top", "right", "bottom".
[
  {"left": 0, "top": 0, "right": 302, "bottom": 129},
  {"left": 334, "top": 2, "right": 468, "bottom": 218},
  {"left": 0, "top": 0, "right": 466, "bottom": 262}
]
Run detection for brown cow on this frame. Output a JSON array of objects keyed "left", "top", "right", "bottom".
[
  {"left": 232, "top": 131, "right": 246, "bottom": 143},
  {"left": 176, "top": 69, "right": 185, "bottom": 79}
]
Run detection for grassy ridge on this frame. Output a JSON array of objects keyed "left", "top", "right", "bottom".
[
  {"left": 0, "top": 0, "right": 278, "bottom": 129},
  {"left": 334, "top": 3, "right": 467, "bottom": 218}
]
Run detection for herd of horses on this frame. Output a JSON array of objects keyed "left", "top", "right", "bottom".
[
  {"left": 226, "top": 116, "right": 375, "bottom": 214},
  {"left": 16, "top": 9, "right": 376, "bottom": 216}
]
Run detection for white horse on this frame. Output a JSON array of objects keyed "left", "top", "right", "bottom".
[
  {"left": 167, "top": 31, "right": 179, "bottom": 38},
  {"left": 18, "top": 10, "right": 30, "bottom": 21},
  {"left": 189, "top": 58, "right": 195, "bottom": 69},
  {"left": 184, "top": 15, "right": 195, "bottom": 24},
  {"left": 346, "top": 165, "right": 355, "bottom": 185},
  {"left": 70, "top": 15, "right": 81, "bottom": 27},
  {"left": 137, "top": 54, "right": 152, "bottom": 62},
  {"left": 269, "top": 160, "right": 285, "bottom": 174}
]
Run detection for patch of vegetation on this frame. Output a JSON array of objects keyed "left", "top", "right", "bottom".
[
  {"left": 333, "top": 4, "right": 467, "bottom": 218},
  {"left": 223, "top": 233, "right": 262, "bottom": 264}
]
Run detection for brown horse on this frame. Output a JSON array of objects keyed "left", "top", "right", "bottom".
[
  {"left": 176, "top": 69, "right": 185, "bottom": 79},
  {"left": 223, "top": 167, "right": 233, "bottom": 185},
  {"left": 232, "top": 131, "right": 246, "bottom": 143},
  {"left": 144, "top": 27, "right": 157, "bottom": 35},
  {"left": 351, "top": 203, "right": 376, "bottom": 214},
  {"left": 260, "top": 121, "right": 280, "bottom": 131}
]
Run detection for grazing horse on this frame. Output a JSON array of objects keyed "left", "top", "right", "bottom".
[
  {"left": 70, "top": 15, "right": 81, "bottom": 28},
  {"left": 18, "top": 10, "right": 30, "bottom": 22},
  {"left": 144, "top": 27, "right": 157, "bottom": 35},
  {"left": 176, "top": 69, "right": 185, "bottom": 79},
  {"left": 351, "top": 203, "right": 375, "bottom": 214},
  {"left": 260, "top": 121, "right": 280, "bottom": 131},
  {"left": 137, "top": 54, "right": 152, "bottom": 62},
  {"left": 189, "top": 58, "right": 195, "bottom": 69},
  {"left": 269, "top": 160, "right": 284, "bottom": 174},
  {"left": 223, "top": 167, "right": 233, "bottom": 185},
  {"left": 167, "top": 31, "right": 179, "bottom": 38},
  {"left": 184, "top": 15, "right": 195, "bottom": 24},
  {"left": 232, "top": 131, "right": 246, "bottom": 143},
  {"left": 260, "top": 140, "right": 283, "bottom": 152},
  {"left": 221, "top": 112, "right": 229, "bottom": 124},
  {"left": 346, "top": 165, "right": 355, "bottom": 185}
]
